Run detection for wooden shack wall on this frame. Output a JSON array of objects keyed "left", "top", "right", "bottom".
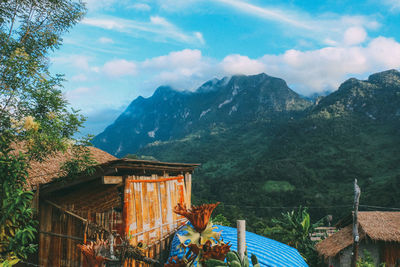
[
  {"left": 37, "top": 172, "right": 192, "bottom": 266},
  {"left": 38, "top": 202, "right": 120, "bottom": 266},
  {"left": 38, "top": 201, "right": 85, "bottom": 267},
  {"left": 123, "top": 174, "right": 191, "bottom": 266},
  {"left": 381, "top": 242, "right": 400, "bottom": 266}
]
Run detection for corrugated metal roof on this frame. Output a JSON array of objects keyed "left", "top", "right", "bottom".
[{"left": 169, "top": 224, "right": 308, "bottom": 267}]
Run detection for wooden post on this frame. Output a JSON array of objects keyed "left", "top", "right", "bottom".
[
  {"left": 351, "top": 179, "right": 361, "bottom": 267},
  {"left": 237, "top": 220, "right": 246, "bottom": 262}
]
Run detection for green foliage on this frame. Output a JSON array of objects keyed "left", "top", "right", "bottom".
[
  {"left": 226, "top": 251, "right": 248, "bottom": 267},
  {"left": 263, "top": 180, "right": 295, "bottom": 193},
  {"left": 139, "top": 104, "right": 400, "bottom": 233},
  {"left": 261, "top": 207, "right": 322, "bottom": 266},
  {"left": 356, "top": 250, "right": 376, "bottom": 267},
  {"left": 0, "top": 0, "right": 86, "bottom": 264},
  {"left": 60, "top": 136, "right": 98, "bottom": 179},
  {"left": 356, "top": 250, "right": 386, "bottom": 267},
  {"left": 0, "top": 147, "right": 37, "bottom": 263},
  {"left": 212, "top": 214, "right": 231, "bottom": 227},
  {"left": 251, "top": 253, "right": 260, "bottom": 267},
  {"left": 204, "top": 251, "right": 259, "bottom": 267}
]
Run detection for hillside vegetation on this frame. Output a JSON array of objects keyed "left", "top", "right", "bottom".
[{"left": 94, "top": 70, "right": 400, "bottom": 230}]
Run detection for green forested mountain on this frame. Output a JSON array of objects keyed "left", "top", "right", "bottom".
[
  {"left": 92, "top": 73, "right": 311, "bottom": 156},
  {"left": 94, "top": 70, "right": 400, "bottom": 230}
]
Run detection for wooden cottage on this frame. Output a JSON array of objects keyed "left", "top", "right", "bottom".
[
  {"left": 316, "top": 212, "right": 400, "bottom": 267},
  {"left": 27, "top": 147, "right": 199, "bottom": 266}
]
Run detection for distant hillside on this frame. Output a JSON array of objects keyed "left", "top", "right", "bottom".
[
  {"left": 93, "top": 70, "right": 400, "bottom": 229},
  {"left": 92, "top": 73, "right": 311, "bottom": 157}
]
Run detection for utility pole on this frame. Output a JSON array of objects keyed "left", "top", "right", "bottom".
[{"left": 351, "top": 179, "right": 361, "bottom": 267}]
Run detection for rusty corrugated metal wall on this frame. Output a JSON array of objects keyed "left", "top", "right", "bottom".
[{"left": 123, "top": 174, "right": 191, "bottom": 266}]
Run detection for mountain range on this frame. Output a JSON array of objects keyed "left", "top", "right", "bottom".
[{"left": 92, "top": 69, "right": 400, "bottom": 229}]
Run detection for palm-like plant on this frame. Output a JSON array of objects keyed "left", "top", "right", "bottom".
[{"left": 263, "top": 207, "right": 321, "bottom": 266}]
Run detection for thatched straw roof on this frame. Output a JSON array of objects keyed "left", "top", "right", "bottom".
[
  {"left": 357, "top": 212, "right": 400, "bottom": 242},
  {"left": 316, "top": 225, "right": 365, "bottom": 257},
  {"left": 27, "top": 146, "right": 117, "bottom": 189},
  {"left": 316, "top": 212, "right": 400, "bottom": 257}
]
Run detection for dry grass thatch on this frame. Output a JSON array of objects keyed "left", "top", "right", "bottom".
[
  {"left": 27, "top": 146, "right": 117, "bottom": 189},
  {"left": 316, "top": 225, "right": 364, "bottom": 257},
  {"left": 358, "top": 212, "right": 400, "bottom": 242},
  {"left": 316, "top": 211, "right": 400, "bottom": 257}
]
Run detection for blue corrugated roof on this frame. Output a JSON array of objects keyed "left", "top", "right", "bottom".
[{"left": 168, "top": 224, "right": 308, "bottom": 267}]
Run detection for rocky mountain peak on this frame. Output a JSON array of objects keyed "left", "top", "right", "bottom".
[
  {"left": 153, "top": 86, "right": 178, "bottom": 98},
  {"left": 92, "top": 73, "right": 311, "bottom": 157},
  {"left": 368, "top": 69, "right": 400, "bottom": 87}
]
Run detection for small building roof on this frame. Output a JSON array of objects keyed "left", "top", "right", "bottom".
[
  {"left": 27, "top": 146, "right": 117, "bottom": 189},
  {"left": 316, "top": 211, "right": 400, "bottom": 258},
  {"left": 23, "top": 144, "right": 199, "bottom": 192},
  {"left": 170, "top": 224, "right": 308, "bottom": 267}
]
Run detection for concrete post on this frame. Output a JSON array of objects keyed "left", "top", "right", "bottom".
[{"left": 237, "top": 220, "right": 246, "bottom": 262}]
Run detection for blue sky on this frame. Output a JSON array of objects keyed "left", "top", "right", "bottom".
[{"left": 49, "top": 0, "right": 400, "bottom": 136}]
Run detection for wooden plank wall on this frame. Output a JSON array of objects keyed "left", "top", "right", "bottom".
[
  {"left": 39, "top": 203, "right": 118, "bottom": 267},
  {"left": 123, "top": 174, "right": 192, "bottom": 266},
  {"left": 38, "top": 172, "right": 192, "bottom": 266},
  {"left": 39, "top": 201, "right": 85, "bottom": 267}
]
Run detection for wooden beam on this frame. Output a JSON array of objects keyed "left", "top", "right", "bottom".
[
  {"left": 40, "top": 168, "right": 116, "bottom": 195},
  {"left": 39, "top": 231, "right": 94, "bottom": 242},
  {"left": 45, "top": 200, "right": 87, "bottom": 223},
  {"left": 112, "top": 164, "right": 196, "bottom": 173},
  {"left": 102, "top": 176, "right": 123, "bottom": 184}
]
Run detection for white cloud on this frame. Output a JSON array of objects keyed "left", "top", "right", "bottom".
[
  {"left": 62, "top": 37, "right": 400, "bottom": 99},
  {"left": 214, "top": 0, "right": 379, "bottom": 46},
  {"left": 383, "top": 0, "right": 400, "bottom": 12},
  {"left": 65, "top": 87, "right": 95, "bottom": 101},
  {"left": 366, "top": 37, "right": 400, "bottom": 69},
  {"left": 194, "top": 32, "right": 205, "bottom": 45},
  {"left": 82, "top": 18, "right": 125, "bottom": 30},
  {"left": 141, "top": 49, "right": 217, "bottom": 90},
  {"left": 216, "top": 0, "right": 312, "bottom": 29},
  {"left": 220, "top": 55, "right": 266, "bottom": 75},
  {"left": 148, "top": 0, "right": 380, "bottom": 47},
  {"left": 343, "top": 27, "right": 367, "bottom": 46},
  {"left": 83, "top": 0, "right": 117, "bottom": 10},
  {"left": 157, "top": 0, "right": 201, "bottom": 12},
  {"left": 130, "top": 3, "right": 151, "bottom": 11},
  {"left": 98, "top": 37, "right": 114, "bottom": 44},
  {"left": 103, "top": 59, "right": 137, "bottom": 77},
  {"left": 258, "top": 37, "right": 400, "bottom": 94},
  {"left": 142, "top": 49, "right": 203, "bottom": 69},
  {"left": 51, "top": 55, "right": 91, "bottom": 70},
  {"left": 71, "top": 74, "right": 88, "bottom": 82},
  {"left": 137, "top": 37, "right": 400, "bottom": 95},
  {"left": 81, "top": 16, "right": 205, "bottom": 45},
  {"left": 83, "top": 0, "right": 133, "bottom": 11}
]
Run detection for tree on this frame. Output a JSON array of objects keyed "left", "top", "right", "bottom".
[
  {"left": 262, "top": 207, "right": 322, "bottom": 266},
  {"left": 0, "top": 0, "right": 86, "bottom": 264}
]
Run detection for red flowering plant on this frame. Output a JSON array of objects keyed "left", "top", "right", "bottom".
[
  {"left": 200, "top": 240, "right": 231, "bottom": 262},
  {"left": 164, "top": 202, "right": 232, "bottom": 267},
  {"left": 174, "top": 202, "right": 220, "bottom": 233}
]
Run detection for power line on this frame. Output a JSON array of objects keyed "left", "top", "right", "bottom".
[
  {"left": 359, "top": 204, "right": 400, "bottom": 211},
  {"left": 221, "top": 204, "right": 352, "bottom": 209},
  {"left": 220, "top": 204, "right": 400, "bottom": 210}
]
